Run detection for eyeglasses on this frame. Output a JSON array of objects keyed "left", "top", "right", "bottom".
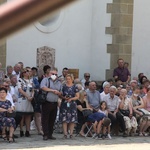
[
  {"left": 23, "top": 70, "right": 31, "bottom": 73},
  {"left": 27, "top": 70, "right": 31, "bottom": 72},
  {"left": 3, "top": 85, "right": 9, "bottom": 88},
  {"left": 52, "top": 73, "right": 58, "bottom": 76},
  {"left": 84, "top": 94, "right": 87, "bottom": 96},
  {"left": 85, "top": 76, "right": 90, "bottom": 78}
]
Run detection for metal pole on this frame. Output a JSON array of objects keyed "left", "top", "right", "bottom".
[{"left": 0, "top": 0, "right": 76, "bottom": 39}]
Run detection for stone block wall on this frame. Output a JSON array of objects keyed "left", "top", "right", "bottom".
[
  {"left": 106, "top": 0, "right": 134, "bottom": 79},
  {"left": 0, "top": 0, "right": 7, "bottom": 72}
]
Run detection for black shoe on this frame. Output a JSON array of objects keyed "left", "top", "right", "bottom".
[
  {"left": 43, "top": 136, "right": 48, "bottom": 141},
  {"left": 13, "top": 134, "right": 18, "bottom": 138},
  {"left": 101, "top": 134, "right": 106, "bottom": 139},
  {"left": 48, "top": 135, "right": 56, "bottom": 140},
  {"left": 20, "top": 131, "right": 24, "bottom": 137},
  {"left": 123, "top": 132, "right": 128, "bottom": 137},
  {"left": 25, "top": 131, "right": 30, "bottom": 137}
]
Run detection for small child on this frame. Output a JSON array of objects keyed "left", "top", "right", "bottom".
[
  {"left": 98, "top": 101, "right": 112, "bottom": 139},
  {"left": 87, "top": 111, "right": 111, "bottom": 139}
]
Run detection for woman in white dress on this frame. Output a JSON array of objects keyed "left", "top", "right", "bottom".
[{"left": 17, "top": 68, "right": 34, "bottom": 137}]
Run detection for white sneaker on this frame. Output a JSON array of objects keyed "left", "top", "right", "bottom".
[
  {"left": 143, "top": 132, "right": 148, "bottom": 136},
  {"left": 107, "top": 134, "right": 112, "bottom": 139},
  {"left": 30, "top": 120, "right": 36, "bottom": 130},
  {"left": 92, "top": 133, "right": 97, "bottom": 139}
]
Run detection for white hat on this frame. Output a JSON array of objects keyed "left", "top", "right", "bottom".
[
  {"left": 103, "top": 81, "right": 110, "bottom": 88},
  {"left": 130, "top": 80, "right": 137, "bottom": 84}
]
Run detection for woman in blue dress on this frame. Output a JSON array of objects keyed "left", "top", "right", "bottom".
[
  {"left": 59, "top": 74, "right": 79, "bottom": 139},
  {"left": 0, "top": 87, "right": 16, "bottom": 142}
]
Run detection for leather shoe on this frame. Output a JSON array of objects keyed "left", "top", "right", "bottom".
[
  {"left": 48, "top": 136, "right": 56, "bottom": 140},
  {"left": 13, "top": 134, "right": 18, "bottom": 138},
  {"left": 43, "top": 136, "right": 48, "bottom": 140}
]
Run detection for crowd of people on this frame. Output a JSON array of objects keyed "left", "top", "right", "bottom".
[{"left": 0, "top": 58, "right": 150, "bottom": 143}]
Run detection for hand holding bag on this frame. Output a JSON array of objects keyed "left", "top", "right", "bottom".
[{"left": 6, "top": 111, "right": 16, "bottom": 118}]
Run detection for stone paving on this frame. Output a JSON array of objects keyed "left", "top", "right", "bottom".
[{"left": 0, "top": 130, "right": 150, "bottom": 150}]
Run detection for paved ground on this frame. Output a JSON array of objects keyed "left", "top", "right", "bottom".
[{"left": 0, "top": 130, "right": 150, "bottom": 150}]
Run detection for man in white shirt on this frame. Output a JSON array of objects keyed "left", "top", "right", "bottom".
[{"left": 81, "top": 73, "right": 91, "bottom": 89}]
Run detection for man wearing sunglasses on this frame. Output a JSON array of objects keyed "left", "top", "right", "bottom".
[
  {"left": 40, "top": 67, "right": 62, "bottom": 140},
  {"left": 81, "top": 73, "right": 91, "bottom": 89}
]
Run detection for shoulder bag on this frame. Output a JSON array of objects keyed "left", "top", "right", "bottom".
[
  {"left": 37, "top": 78, "right": 50, "bottom": 104},
  {"left": 82, "top": 109, "right": 93, "bottom": 117}
]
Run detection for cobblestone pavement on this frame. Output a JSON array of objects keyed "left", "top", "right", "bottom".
[{"left": 0, "top": 130, "right": 150, "bottom": 150}]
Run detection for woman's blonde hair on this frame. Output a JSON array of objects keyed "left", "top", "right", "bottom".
[
  {"left": 66, "top": 74, "right": 74, "bottom": 81},
  {"left": 79, "top": 90, "right": 86, "bottom": 100}
]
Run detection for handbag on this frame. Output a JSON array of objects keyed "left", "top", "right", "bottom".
[
  {"left": 119, "top": 109, "right": 130, "bottom": 116},
  {"left": 137, "top": 108, "right": 150, "bottom": 115},
  {"left": 82, "top": 109, "right": 93, "bottom": 117},
  {"left": 6, "top": 111, "right": 16, "bottom": 118},
  {"left": 15, "top": 97, "right": 34, "bottom": 112},
  {"left": 37, "top": 78, "right": 50, "bottom": 104}
]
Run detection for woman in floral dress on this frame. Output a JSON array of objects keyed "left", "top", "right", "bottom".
[
  {"left": 59, "top": 74, "right": 79, "bottom": 139},
  {"left": 0, "top": 87, "right": 16, "bottom": 142}
]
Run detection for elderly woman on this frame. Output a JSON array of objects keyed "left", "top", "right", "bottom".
[
  {"left": 0, "top": 87, "right": 16, "bottom": 142},
  {"left": 59, "top": 74, "right": 79, "bottom": 139},
  {"left": 129, "top": 86, "right": 149, "bottom": 136},
  {"left": 17, "top": 68, "right": 34, "bottom": 137},
  {"left": 117, "top": 88, "right": 136, "bottom": 136}
]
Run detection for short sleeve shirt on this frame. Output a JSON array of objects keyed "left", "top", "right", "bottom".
[
  {"left": 40, "top": 77, "right": 62, "bottom": 102},
  {"left": 86, "top": 90, "right": 101, "bottom": 109},
  {"left": 113, "top": 67, "right": 131, "bottom": 82},
  {"left": 103, "top": 94, "right": 120, "bottom": 112}
]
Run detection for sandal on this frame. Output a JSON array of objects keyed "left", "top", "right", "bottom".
[
  {"left": 79, "top": 132, "right": 85, "bottom": 137},
  {"left": 2, "top": 133, "right": 7, "bottom": 141},
  {"left": 139, "top": 133, "right": 143, "bottom": 136},
  {"left": 8, "top": 136, "right": 15, "bottom": 143},
  {"left": 62, "top": 135, "right": 67, "bottom": 139}
]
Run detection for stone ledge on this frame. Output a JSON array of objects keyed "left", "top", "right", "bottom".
[
  {"left": 106, "top": 27, "right": 132, "bottom": 35},
  {"left": 112, "top": 35, "right": 132, "bottom": 44},
  {"left": 107, "top": 3, "right": 128, "bottom": 14},
  {"left": 111, "top": 14, "right": 133, "bottom": 27},
  {"left": 113, "top": 0, "right": 133, "bottom": 4}
]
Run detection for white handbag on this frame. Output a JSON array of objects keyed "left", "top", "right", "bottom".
[{"left": 15, "top": 97, "right": 33, "bottom": 113}]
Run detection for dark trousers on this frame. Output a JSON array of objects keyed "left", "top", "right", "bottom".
[
  {"left": 116, "top": 111, "right": 127, "bottom": 132},
  {"left": 108, "top": 113, "right": 117, "bottom": 129},
  {"left": 108, "top": 112, "right": 127, "bottom": 133},
  {"left": 41, "top": 101, "right": 57, "bottom": 137},
  {"left": 15, "top": 113, "right": 22, "bottom": 129}
]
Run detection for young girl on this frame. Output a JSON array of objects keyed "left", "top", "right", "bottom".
[{"left": 98, "top": 101, "right": 111, "bottom": 139}]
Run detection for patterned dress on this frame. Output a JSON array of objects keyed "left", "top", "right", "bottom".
[
  {"left": 16, "top": 78, "right": 34, "bottom": 114},
  {"left": 59, "top": 84, "right": 79, "bottom": 123},
  {"left": 0, "top": 100, "right": 16, "bottom": 130}
]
